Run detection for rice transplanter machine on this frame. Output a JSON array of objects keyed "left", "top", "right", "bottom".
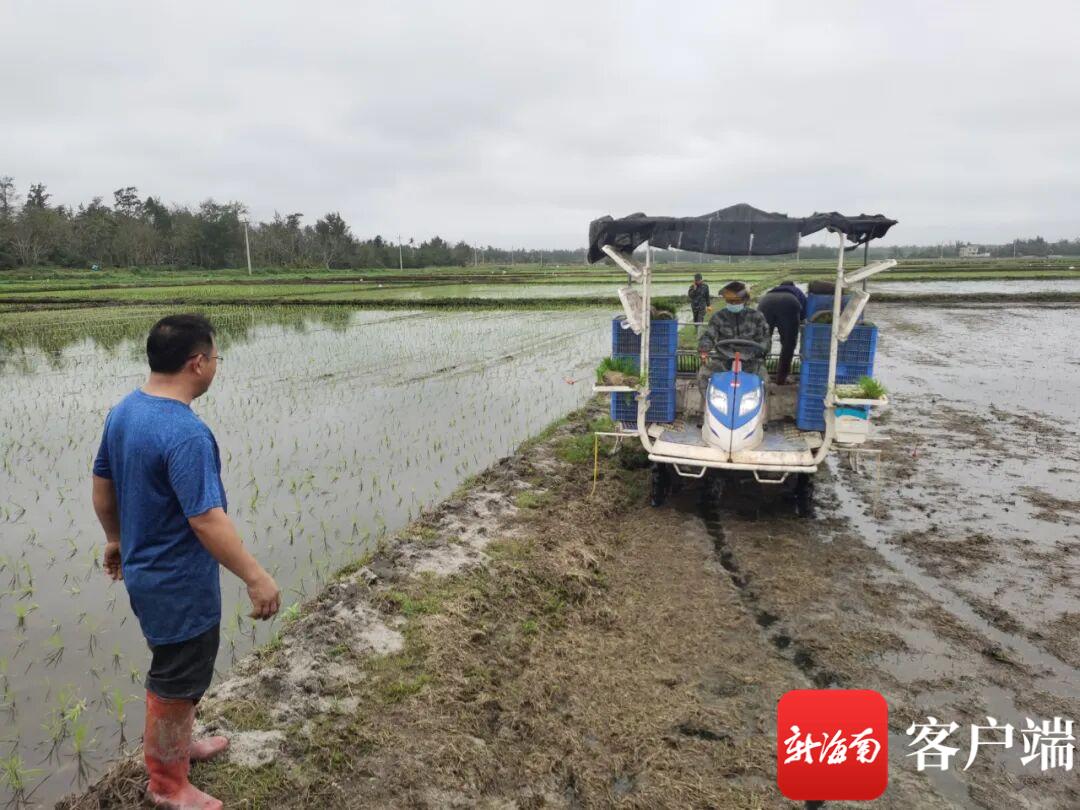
[{"left": 587, "top": 204, "right": 899, "bottom": 515}]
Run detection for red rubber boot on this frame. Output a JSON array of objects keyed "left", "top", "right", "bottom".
[{"left": 144, "top": 692, "right": 223, "bottom": 810}]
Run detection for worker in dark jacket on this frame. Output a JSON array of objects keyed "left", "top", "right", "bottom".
[
  {"left": 687, "top": 273, "right": 711, "bottom": 329},
  {"left": 757, "top": 281, "right": 806, "bottom": 385},
  {"left": 697, "top": 281, "right": 770, "bottom": 404}
]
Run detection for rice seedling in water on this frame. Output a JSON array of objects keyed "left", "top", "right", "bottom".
[
  {"left": 0, "top": 305, "right": 610, "bottom": 806},
  {"left": 0, "top": 754, "right": 44, "bottom": 808},
  {"left": 12, "top": 603, "right": 36, "bottom": 631},
  {"left": 0, "top": 675, "right": 15, "bottom": 723},
  {"left": 102, "top": 687, "right": 138, "bottom": 749},
  {"left": 42, "top": 629, "right": 64, "bottom": 668},
  {"left": 69, "top": 719, "right": 96, "bottom": 785}
]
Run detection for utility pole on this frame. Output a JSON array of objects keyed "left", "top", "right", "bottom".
[
  {"left": 243, "top": 219, "right": 253, "bottom": 276},
  {"left": 397, "top": 234, "right": 403, "bottom": 271},
  {"left": 1013, "top": 239, "right": 1018, "bottom": 258}
]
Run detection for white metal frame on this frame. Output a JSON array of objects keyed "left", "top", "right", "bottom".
[{"left": 598, "top": 230, "right": 896, "bottom": 477}]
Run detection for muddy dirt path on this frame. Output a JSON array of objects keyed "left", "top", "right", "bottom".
[
  {"left": 62, "top": 304, "right": 1078, "bottom": 810},
  {"left": 58, "top": 407, "right": 950, "bottom": 809}
]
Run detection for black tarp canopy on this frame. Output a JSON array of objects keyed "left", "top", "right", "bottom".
[{"left": 587, "top": 203, "right": 896, "bottom": 263}]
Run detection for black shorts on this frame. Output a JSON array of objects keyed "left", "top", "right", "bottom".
[{"left": 145, "top": 624, "right": 220, "bottom": 701}]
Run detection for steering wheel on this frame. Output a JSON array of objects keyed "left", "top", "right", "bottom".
[{"left": 706, "top": 338, "right": 768, "bottom": 359}]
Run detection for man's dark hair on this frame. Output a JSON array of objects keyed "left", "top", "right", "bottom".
[
  {"left": 146, "top": 314, "right": 216, "bottom": 373},
  {"left": 694, "top": 273, "right": 703, "bottom": 281}
]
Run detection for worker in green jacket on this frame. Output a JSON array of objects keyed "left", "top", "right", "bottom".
[{"left": 697, "top": 281, "right": 770, "bottom": 403}]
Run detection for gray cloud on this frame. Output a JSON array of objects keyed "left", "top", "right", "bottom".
[{"left": 3, "top": 1, "right": 1079, "bottom": 247}]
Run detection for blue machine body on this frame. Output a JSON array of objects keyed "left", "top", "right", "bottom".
[{"left": 704, "top": 369, "right": 765, "bottom": 452}]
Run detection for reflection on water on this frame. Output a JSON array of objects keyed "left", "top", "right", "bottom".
[
  {"left": 299, "top": 281, "right": 700, "bottom": 301},
  {"left": 0, "top": 305, "right": 356, "bottom": 371},
  {"left": 0, "top": 305, "right": 608, "bottom": 805}
]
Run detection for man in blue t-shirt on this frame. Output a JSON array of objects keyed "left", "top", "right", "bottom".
[{"left": 92, "top": 314, "right": 280, "bottom": 810}]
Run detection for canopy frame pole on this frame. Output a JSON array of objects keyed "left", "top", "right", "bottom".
[
  {"left": 811, "top": 230, "right": 845, "bottom": 464},
  {"left": 600, "top": 244, "right": 643, "bottom": 280},
  {"left": 637, "top": 245, "right": 654, "bottom": 450}
]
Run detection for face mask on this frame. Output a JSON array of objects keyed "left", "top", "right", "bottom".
[{"left": 725, "top": 303, "right": 745, "bottom": 313}]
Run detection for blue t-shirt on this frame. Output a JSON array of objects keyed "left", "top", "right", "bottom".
[{"left": 93, "top": 389, "right": 225, "bottom": 645}]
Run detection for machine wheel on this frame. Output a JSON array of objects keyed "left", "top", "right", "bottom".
[
  {"left": 650, "top": 463, "right": 671, "bottom": 507},
  {"left": 669, "top": 471, "right": 684, "bottom": 495},
  {"left": 702, "top": 470, "right": 726, "bottom": 508},
  {"left": 795, "top": 473, "right": 815, "bottom": 518}
]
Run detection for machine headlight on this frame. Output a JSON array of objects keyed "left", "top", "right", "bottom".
[
  {"left": 709, "top": 388, "right": 728, "bottom": 411},
  {"left": 738, "top": 387, "right": 761, "bottom": 416}
]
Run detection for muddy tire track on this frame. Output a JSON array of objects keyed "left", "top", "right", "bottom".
[{"left": 675, "top": 459, "right": 1078, "bottom": 809}]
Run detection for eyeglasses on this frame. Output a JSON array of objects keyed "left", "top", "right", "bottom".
[{"left": 188, "top": 353, "right": 224, "bottom": 363}]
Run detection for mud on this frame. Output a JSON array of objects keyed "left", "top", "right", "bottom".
[{"left": 60, "top": 305, "right": 1079, "bottom": 809}]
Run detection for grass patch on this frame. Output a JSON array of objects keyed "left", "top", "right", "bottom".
[
  {"left": 404, "top": 525, "right": 440, "bottom": 545},
  {"left": 485, "top": 537, "right": 535, "bottom": 564},
  {"left": 514, "top": 490, "right": 551, "bottom": 509},
  {"left": 280, "top": 603, "right": 302, "bottom": 623},
  {"left": 514, "top": 411, "right": 575, "bottom": 455},
  {"left": 557, "top": 434, "right": 595, "bottom": 465},
  {"left": 379, "top": 673, "right": 432, "bottom": 703},
  {"left": 366, "top": 623, "right": 433, "bottom": 705},
  {"left": 257, "top": 633, "right": 284, "bottom": 661},
  {"left": 212, "top": 699, "right": 275, "bottom": 732},
  {"left": 193, "top": 761, "right": 294, "bottom": 809},
  {"left": 379, "top": 589, "right": 442, "bottom": 618},
  {"left": 555, "top": 416, "right": 615, "bottom": 464},
  {"left": 296, "top": 715, "right": 377, "bottom": 775},
  {"left": 333, "top": 550, "right": 375, "bottom": 581}
]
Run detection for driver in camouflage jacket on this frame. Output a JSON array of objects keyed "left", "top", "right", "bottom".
[{"left": 697, "top": 281, "right": 771, "bottom": 403}]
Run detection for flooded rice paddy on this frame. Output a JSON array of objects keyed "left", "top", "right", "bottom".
[
  {"left": 300, "top": 280, "right": 699, "bottom": 301},
  {"left": 869, "top": 277, "right": 1080, "bottom": 295},
  {"left": 242, "top": 276, "right": 1080, "bottom": 302},
  {"left": 2, "top": 292, "right": 1078, "bottom": 807},
  {"left": 0, "top": 306, "right": 607, "bottom": 805},
  {"left": 864, "top": 303, "right": 1080, "bottom": 648}
]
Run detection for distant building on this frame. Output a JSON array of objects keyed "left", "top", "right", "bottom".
[{"left": 959, "top": 244, "right": 991, "bottom": 258}]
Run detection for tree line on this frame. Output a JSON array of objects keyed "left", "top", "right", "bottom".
[
  {"left": 1, "top": 177, "right": 1078, "bottom": 271},
  {"left": 0, "top": 179, "right": 587, "bottom": 271}
]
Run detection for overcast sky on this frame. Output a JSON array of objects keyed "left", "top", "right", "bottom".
[{"left": 3, "top": 1, "right": 1078, "bottom": 248}]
